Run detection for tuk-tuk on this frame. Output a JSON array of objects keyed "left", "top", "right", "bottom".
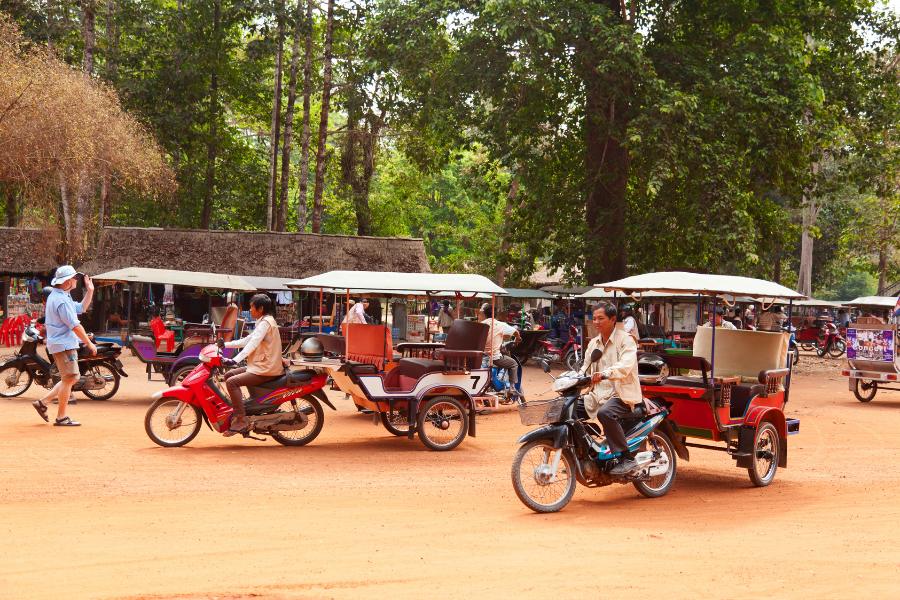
[
  {"left": 286, "top": 271, "right": 508, "bottom": 451},
  {"left": 841, "top": 296, "right": 900, "bottom": 402},
  {"left": 593, "top": 272, "right": 803, "bottom": 486}
]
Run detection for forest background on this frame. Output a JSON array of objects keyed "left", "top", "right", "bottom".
[{"left": 1, "top": 0, "right": 898, "bottom": 298}]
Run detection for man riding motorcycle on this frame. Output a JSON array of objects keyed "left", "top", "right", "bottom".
[
  {"left": 582, "top": 302, "right": 643, "bottom": 475},
  {"left": 479, "top": 303, "right": 523, "bottom": 400},
  {"left": 222, "top": 294, "right": 285, "bottom": 433}
]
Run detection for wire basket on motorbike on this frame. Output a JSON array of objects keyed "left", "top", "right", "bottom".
[{"left": 517, "top": 397, "right": 566, "bottom": 426}]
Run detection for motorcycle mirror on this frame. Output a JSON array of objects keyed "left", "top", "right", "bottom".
[
  {"left": 590, "top": 348, "right": 603, "bottom": 363},
  {"left": 540, "top": 359, "right": 551, "bottom": 373}
]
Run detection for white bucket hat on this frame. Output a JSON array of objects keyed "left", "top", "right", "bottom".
[{"left": 51, "top": 265, "right": 78, "bottom": 286}]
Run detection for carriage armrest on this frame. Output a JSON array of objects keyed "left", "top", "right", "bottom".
[
  {"left": 345, "top": 362, "right": 379, "bottom": 375},
  {"left": 758, "top": 368, "right": 789, "bottom": 394}
]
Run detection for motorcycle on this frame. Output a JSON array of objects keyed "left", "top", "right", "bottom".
[
  {"left": 144, "top": 343, "right": 334, "bottom": 447},
  {"left": 510, "top": 350, "right": 680, "bottom": 513},
  {"left": 816, "top": 322, "right": 846, "bottom": 358},
  {"left": 785, "top": 325, "right": 800, "bottom": 366},
  {"left": 0, "top": 319, "right": 126, "bottom": 400},
  {"left": 483, "top": 340, "right": 524, "bottom": 405},
  {"left": 536, "top": 324, "right": 582, "bottom": 371}
]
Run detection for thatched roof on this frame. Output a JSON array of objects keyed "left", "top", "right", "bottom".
[
  {"left": 0, "top": 227, "right": 61, "bottom": 274},
  {"left": 78, "top": 227, "right": 430, "bottom": 279}
]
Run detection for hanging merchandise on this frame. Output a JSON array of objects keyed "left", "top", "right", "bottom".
[{"left": 163, "top": 284, "right": 175, "bottom": 305}]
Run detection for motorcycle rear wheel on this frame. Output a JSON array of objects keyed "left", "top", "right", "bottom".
[
  {"left": 511, "top": 440, "right": 576, "bottom": 513},
  {"left": 0, "top": 364, "right": 32, "bottom": 397},
  {"left": 80, "top": 363, "right": 120, "bottom": 400},
  {"left": 632, "top": 431, "right": 677, "bottom": 498},
  {"left": 564, "top": 349, "right": 580, "bottom": 371},
  {"left": 269, "top": 397, "right": 324, "bottom": 446},
  {"left": 145, "top": 398, "right": 203, "bottom": 447}
]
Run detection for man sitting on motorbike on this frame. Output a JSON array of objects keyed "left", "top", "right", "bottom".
[
  {"left": 479, "top": 303, "right": 523, "bottom": 399},
  {"left": 582, "top": 303, "right": 643, "bottom": 475},
  {"left": 222, "top": 294, "right": 284, "bottom": 433}
]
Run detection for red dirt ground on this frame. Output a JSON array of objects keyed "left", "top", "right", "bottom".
[{"left": 1, "top": 351, "right": 898, "bottom": 599}]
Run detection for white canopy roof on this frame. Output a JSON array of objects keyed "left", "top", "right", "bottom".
[
  {"left": 795, "top": 298, "right": 845, "bottom": 308},
  {"left": 93, "top": 267, "right": 257, "bottom": 291},
  {"left": 240, "top": 275, "right": 297, "bottom": 292},
  {"left": 594, "top": 272, "right": 805, "bottom": 300},
  {"left": 287, "top": 271, "right": 507, "bottom": 295},
  {"left": 844, "top": 296, "right": 899, "bottom": 308}
]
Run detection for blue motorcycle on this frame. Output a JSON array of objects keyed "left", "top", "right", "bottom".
[
  {"left": 483, "top": 341, "right": 524, "bottom": 405},
  {"left": 510, "top": 353, "right": 683, "bottom": 513}
]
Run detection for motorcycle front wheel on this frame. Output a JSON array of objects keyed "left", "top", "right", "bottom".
[
  {"left": 145, "top": 398, "right": 203, "bottom": 447},
  {"left": 828, "top": 339, "right": 846, "bottom": 358},
  {"left": 511, "top": 440, "right": 577, "bottom": 513},
  {"left": 80, "top": 363, "right": 120, "bottom": 400},
  {"left": 564, "top": 350, "right": 580, "bottom": 371},
  {"left": 0, "top": 364, "right": 32, "bottom": 397}
]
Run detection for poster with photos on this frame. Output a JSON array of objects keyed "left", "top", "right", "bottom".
[{"left": 846, "top": 328, "right": 894, "bottom": 363}]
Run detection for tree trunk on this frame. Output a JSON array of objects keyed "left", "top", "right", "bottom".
[
  {"left": 581, "top": 1, "right": 629, "bottom": 284},
  {"left": 81, "top": 1, "right": 96, "bottom": 75},
  {"left": 495, "top": 177, "right": 519, "bottom": 286},
  {"left": 877, "top": 248, "right": 888, "bottom": 294},
  {"left": 201, "top": 0, "right": 221, "bottom": 229},
  {"left": 311, "top": 0, "right": 335, "bottom": 233},
  {"left": 267, "top": 0, "right": 286, "bottom": 231},
  {"left": 105, "top": 0, "right": 119, "bottom": 82},
  {"left": 59, "top": 172, "right": 72, "bottom": 257},
  {"left": 4, "top": 186, "right": 19, "bottom": 227},
  {"left": 797, "top": 160, "right": 820, "bottom": 296},
  {"left": 296, "top": 0, "right": 314, "bottom": 232},
  {"left": 278, "top": 0, "right": 304, "bottom": 232}
]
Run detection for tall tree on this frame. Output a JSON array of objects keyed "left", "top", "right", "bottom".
[
  {"left": 277, "top": 0, "right": 304, "bottom": 232},
  {"left": 295, "top": 0, "right": 315, "bottom": 231},
  {"left": 311, "top": 0, "right": 334, "bottom": 233},
  {"left": 267, "top": 0, "right": 286, "bottom": 231}
]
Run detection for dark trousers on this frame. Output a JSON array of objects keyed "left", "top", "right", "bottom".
[
  {"left": 597, "top": 397, "right": 631, "bottom": 455},
  {"left": 492, "top": 355, "right": 519, "bottom": 385},
  {"left": 223, "top": 367, "right": 277, "bottom": 418}
]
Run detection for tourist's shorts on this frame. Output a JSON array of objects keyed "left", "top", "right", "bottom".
[{"left": 52, "top": 350, "right": 80, "bottom": 378}]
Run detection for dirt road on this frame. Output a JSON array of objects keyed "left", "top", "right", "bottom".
[{"left": 1, "top": 353, "right": 898, "bottom": 599}]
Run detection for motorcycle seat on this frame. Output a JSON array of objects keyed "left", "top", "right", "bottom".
[{"left": 254, "top": 369, "right": 315, "bottom": 390}]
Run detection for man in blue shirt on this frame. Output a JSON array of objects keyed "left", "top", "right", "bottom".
[{"left": 32, "top": 265, "right": 95, "bottom": 426}]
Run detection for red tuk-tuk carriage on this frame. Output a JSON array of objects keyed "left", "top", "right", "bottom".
[
  {"left": 285, "top": 271, "right": 508, "bottom": 451},
  {"left": 595, "top": 272, "right": 803, "bottom": 486}
]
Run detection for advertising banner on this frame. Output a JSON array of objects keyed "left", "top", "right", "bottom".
[{"left": 846, "top": 328, "right": 894, "bottom": 363}]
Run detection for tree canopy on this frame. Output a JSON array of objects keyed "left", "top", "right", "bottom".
[{"left": 1, "top": 1, "right": 897, "bottom": 292}]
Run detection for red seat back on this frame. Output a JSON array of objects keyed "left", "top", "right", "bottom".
[{"left": 342, "top": 323, "right": 394, "bottom": 370}]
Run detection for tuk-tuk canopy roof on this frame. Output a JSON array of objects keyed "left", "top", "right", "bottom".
[
  {"left": 287, "top": 271, "right": 507, "bottom": 295},
  {"left": 504, "top": 288, "right": 556, "bottom": 300},
  {"left": 239, "top": 275, "right": 297, "bottom": 292},
  {"left": 794, "top": 298, "right": 846, "bottom": 308},
  {"left": 594, "top": 272, "right": 806, "bottom": 300},
  {"left": 844, "top": 296, "right": 899, "bottom": 309},
  {"left": 92, "top": 267, "right": 257, "bottom": 291}
]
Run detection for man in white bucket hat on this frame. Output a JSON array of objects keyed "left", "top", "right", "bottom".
[{"left": 31, "top": 265, "right": 95, "bottom": 426}]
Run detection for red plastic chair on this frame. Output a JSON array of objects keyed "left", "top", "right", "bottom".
[
  {"left": 150, "top": 317, "right": 175, "bottom": 352},
  {"left": 0, "top": 319, "right": 10, "bottom": 347}
]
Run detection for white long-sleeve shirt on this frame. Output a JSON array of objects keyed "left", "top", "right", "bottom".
[{"left": 225, "top": 318, "right": 273, "bottom": 363}]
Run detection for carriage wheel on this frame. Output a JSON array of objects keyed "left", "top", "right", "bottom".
[
  {"left": 380, "top": 410, "right": 412, "bottom": 436},
  {"left": 853, "top": 379, "right": 877, "bottom": 403},
  {"left": 417, "top": 396, "right": 468, "bottom": 451},
  {"left": 747, "top": 422, "right": 779, "bottom": 487}
]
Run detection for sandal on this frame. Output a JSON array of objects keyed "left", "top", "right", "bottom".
[
  {"left": 32, "top": 400, "right": 49, "bottom": 422},
  {"left": 53, "top": 416, "right": 81, "bottom": 427}
]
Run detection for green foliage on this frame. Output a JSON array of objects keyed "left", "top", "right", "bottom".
[{"left": 816, "top": 269, "right": 877, "bottom": 301}]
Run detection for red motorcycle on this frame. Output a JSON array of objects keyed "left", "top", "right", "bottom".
[
  {"left": 816, "top": 322, "right": 847, "bottom": 358},
  {"left": 537, "top": 324, "right": 583, "bottom": 371},
  {"left": 144, "top": 344, "right": 334, "bottom": 447}
]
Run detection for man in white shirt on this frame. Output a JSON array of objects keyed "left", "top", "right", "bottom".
[
  {"left": 757, "top": 306, "right": 786, "bottom": 332},
  {"left": 703, "top": 307, "right": 737, "bottom": 329},
  {"left": 343, "top": 298, "right": 369, "bottom": 324},
  {"left": 620, "top": 304, "right": 640, "bottom": 342},
  {"left": 480, "top": 303, "right": 522, "bottom": 396}
]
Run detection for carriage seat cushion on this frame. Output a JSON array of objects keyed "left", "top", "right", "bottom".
[
  {"left": 729, "top": 384, "right": 766, "bottom": 418},
  {"left": 395, "top": 357, "right": 445, "bottom": 380},
  {"left": 664, "top": 375, "right": 710, "bottom": 389}
]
